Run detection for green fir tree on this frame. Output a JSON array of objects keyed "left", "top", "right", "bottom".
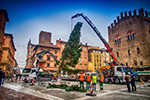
[{"left": 58, "top": 22, "right": 83, "bottom": 73}]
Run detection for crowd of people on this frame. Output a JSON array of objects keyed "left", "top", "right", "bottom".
[{"left": 78, "top": 71, "right": 104, "bottom": 91}]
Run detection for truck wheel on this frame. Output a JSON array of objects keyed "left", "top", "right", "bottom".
[
  {"left": 114, "top": 78, "right": 120, "bottom": 84},
  {"left": 141, "top": 77, "right": 148, "bottom": 82},
  {"left": 104, "top": 78, "right": 109, "bottom": 83}
]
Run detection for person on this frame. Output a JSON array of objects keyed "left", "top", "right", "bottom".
[
  {"left": 0, "top": 68, "right": 4, "bottom": 87},
  {"left": 99, "top": 72, "right": 104, "bottom": 90},
  {"left": 124, "top": 72, "right": 131, "bottom": 92},
  {"left": 92, "top": 73, "right": 97, "bottom": 91},
  {"left": 2, "top": 70, "right": 5, "bottom": 84},
  {"left": 79, "top": 71, "right": 84, "bottom": 88},
  {"left": 131, "top": 74, "right": 136, "bottom": 91},
  {"left": 86, "top": 73, "right": 91, "bottom": 90}
]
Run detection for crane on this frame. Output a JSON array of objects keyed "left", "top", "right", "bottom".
[{"left": 72, "top": 13, "right": 117, "bottom": 65}]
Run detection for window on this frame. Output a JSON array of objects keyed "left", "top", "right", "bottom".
[
  {"left": 80, "top": 64, "right": 82, "bottom": 69},
  {"left": 134, "top": 60, "right": 137, "bottom": 66},
  {"left": 41, "top": 49, "right": 43, "bottom": 52},
  {"left": 137, "top": 47, "right": 140, "bottom": 54},
  {"left": 115, "top": 39, "right": 121, "bottom": 44},
  {"left": 140, "top": 61, "right": 143, "bottom": 65},
  {"left": 93, "top": 50, "right": 95, "bottom": 53},
  {"left": 84, "top": 53, "right": 86, "bottom": 56},
  {"left": 29, "top": 51, "right": 31, "bottom": 56},
  {"left": 126, "top": 63, "right": 128, "bottom": 66},
  {"left": 85, "top": 64, "right": 87, "bottom": 69},
  {"left": 47, "top": 63, "right": 50, "bottom": 67},
  {"left": 128, "top": 50, "right": 131, "bottom": 55},
  {"left": 62, "top": 45, "right": 64, "bottom": 48},
  {"left": 117, "top": 67, "right": 122, "bottom": 72},
  {"left": 127, "top": 30, "right": 135, "bottom": 40},
  {"left": 84, "top": 48, "right": 86, "bottom": 51},
  {"left": 80, "top": 58, "right": 82, "bottom": 61},
  {"left": 48, "top": 50, "right": 50, "bottom": 52},
  {"left": 99, "top": 55, "right": 101, "bottom": 58},
  {"left": 47, "top": 56, "right": 50, "bottom": 60},
  {"left": 54, "top": 64, "right": 56, "bottom": 67},
  {"left": 117, "top": 52, "right": 119, "bottom": 57},
  {"left": 55, "top": 50, "right": 57, "bottom": 54},
  {"left": 85, "top": 58, "right": 87, "bottom": 62}
]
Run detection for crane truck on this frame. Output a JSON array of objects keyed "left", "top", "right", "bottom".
[{"left": 72, "top": 13, "right": 137, "bottom": 84}]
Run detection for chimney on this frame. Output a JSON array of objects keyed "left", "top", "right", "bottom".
[
  {"left": 59, "top": 38, "right": 61, "bottom": 41},
  {"left": 85, "top": 43, "right": 87, "bottom": 46}
]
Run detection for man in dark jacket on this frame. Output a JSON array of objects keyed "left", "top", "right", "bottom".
[
  {"left": 131, "top": 74, "right": 136, "bottom": 91},
  {"left": 0, "top": 68, "right": 4, "bottom": 87},
  {"left": 124, "top": 72, "right": 131, "bottom": 92}
]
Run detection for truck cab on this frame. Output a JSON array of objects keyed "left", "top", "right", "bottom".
[{"left": 22, "top": 68, "right": 37, "bottom": 82}]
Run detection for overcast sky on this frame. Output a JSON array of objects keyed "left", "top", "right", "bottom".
[{"left": 0, "top": 0, "right": 150, "bottom": 68}]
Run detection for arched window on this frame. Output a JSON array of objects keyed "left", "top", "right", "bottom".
[
  {"left": 128, "top": 49, "right": 131, "bottom": 55},
  {"left": 134, "top": 60, "right": 137, "bottom": 66},
  {"left": 140, "top": 61, "right": 143, "bottom": 65},
  {"left": 117, "top": 52, "right": 119, "bottom": 57},
  {"left": 127, "top": 30, "right": 135, "bottom": 40},
  {"left": 137, "top": 47, "right": 140, "bottom": 54}
]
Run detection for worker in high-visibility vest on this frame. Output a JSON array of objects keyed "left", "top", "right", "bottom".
[
  {"left": 99, "top": 72, "right": 104, "bottom": 90},
  {"left": 92, "top": 73, "right": 97, "bottom": 91},
  {"left": 86, "top": 73, "right": 91, "bottom": 90},
  {"left": 79, "top": 71, "right": 84, "bottom": 88}
]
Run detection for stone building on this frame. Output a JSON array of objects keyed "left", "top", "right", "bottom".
[
  {"left": 108, "top": 8, "right": 150, "bottom": 67},
  {"left": 0, "top": 9, "right": 9, "bottom": 61},
  {"left": 88, "top": 46, "right": 103, "bottom": 72}
]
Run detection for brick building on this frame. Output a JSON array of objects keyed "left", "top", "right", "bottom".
[
  {"left": 0, "top": 9, "right": 9, "bottom": 61},
  {"left": 56, "top": 39, "right": 89, "bottom": 70},
  {"left": 26, "top": 31, "right": 60, "bottom": 73},
  {"left": 108, "top": 8, "right": 150, "bottom": 67},
  {"left": 0, "top": 33, "right": 17, "bottom": 77},
  {"left": 26, "top": 31, "right": 89, "bottom": 73}
]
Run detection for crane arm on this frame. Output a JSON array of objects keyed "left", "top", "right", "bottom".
[{"left": 72, "top": 13, "right": 117, "bottom": 64}]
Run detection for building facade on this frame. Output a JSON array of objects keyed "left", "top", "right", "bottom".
[
  {"left": 0, "top": 9, "right": 9, "bottom": 61},
  {"left": 0, "top": 33, "right": 17, "bottom": 77},
  {"left": 108, "top": 8, "right": 150, "bottom": 67},
  {"left": 88, "top": 46, "right": 103, "bottom": 72},
  {"left": 26, "top": 32, "right": 89, "bottom": 72},
  {"left": 26, "top": 31, "right": 60, "bottom": 73}
]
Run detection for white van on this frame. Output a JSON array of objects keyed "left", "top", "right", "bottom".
[{"left": 22, "top": 68, "right": 37, "bottom": 82}]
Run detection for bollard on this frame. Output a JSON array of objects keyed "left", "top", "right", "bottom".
[{"left": 86, "top": 82, "right": 96, "bottom": 96}]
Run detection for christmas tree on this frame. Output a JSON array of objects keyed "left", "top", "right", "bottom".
[{"left": 58, "top": 22, "right": 83, "bottom": 73}]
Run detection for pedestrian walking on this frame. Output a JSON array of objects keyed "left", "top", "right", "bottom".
[
  {"left": 79, "top": 71, "right": 84, "bottom": 88},
  {"left": 131, "top": 74, "right": 136, "bottom": 91},
  {"left": 0, "top": 68, "right": 4, "bottom": 87},
  {"left": 2, "top": 70, "right": 5, "bottom": 84},
  {"left": 92, "top": 73, "right": 97, "bottom": 91},
  {"left": 99, "top": 72, "right": 104, "bottom": 90},
  {"left": 86, "top": 73, "right": 91, "bottom": 90},
  {"left": 124, "top": 72, "right": 131, "bottom": 92}
]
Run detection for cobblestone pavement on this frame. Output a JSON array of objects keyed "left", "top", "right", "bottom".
[{"left": 1, "top": 80, "right": 150, "bottom": 100}]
